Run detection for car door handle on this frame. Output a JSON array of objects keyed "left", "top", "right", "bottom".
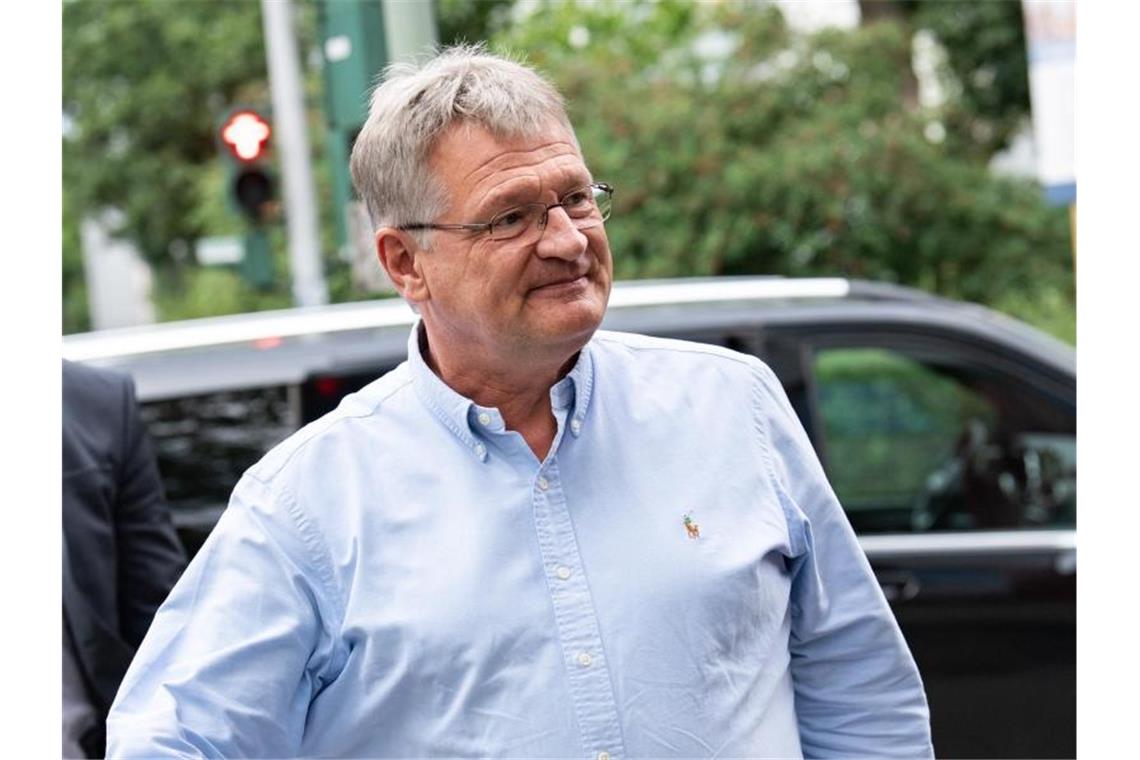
[{"left": 876, "top": 571, "right": 922, "bottom": 604}]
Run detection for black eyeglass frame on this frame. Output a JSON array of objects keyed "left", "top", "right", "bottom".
[{"left": 397, "top": 182, "right": 614, "bottom": 241}]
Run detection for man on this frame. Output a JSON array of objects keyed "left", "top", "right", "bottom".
[
  {"left": 108, "top": 46, "right": 932, "bottom": 758},
  {"left": 63, "top": 360, "right": 186, "bottom": 757}
]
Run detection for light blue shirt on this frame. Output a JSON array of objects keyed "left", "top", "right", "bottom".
[{"left": 107, "top": 325, "right": 932, "bottom": 758}]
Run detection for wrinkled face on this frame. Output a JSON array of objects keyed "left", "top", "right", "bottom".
[{"left": 414, "top": 122, "right": 613, "bottom": 367}]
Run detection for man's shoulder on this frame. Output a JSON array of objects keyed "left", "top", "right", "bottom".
[
  {"left": 586, "top": 330, "right": 787, "bottom": 411},
  {"left": 63, "top": 360, "right": 131, "bottom": 416},
  {"left": 245, "top": 362, "right": 415, "bottom": 486},
  {"left": 63, "top": 360, "right": 139, "bottom": 469},
  {"left": 590, "top": 330, "right": 763, "bottom": 371}
]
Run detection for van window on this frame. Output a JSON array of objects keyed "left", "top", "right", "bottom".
[{"left": 812, "top": 347, "right": 1075, "bottom": 533}]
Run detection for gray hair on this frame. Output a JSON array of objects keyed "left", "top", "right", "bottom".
[{"left": 349, "top": 44, "right": 577, "bottom": 244}]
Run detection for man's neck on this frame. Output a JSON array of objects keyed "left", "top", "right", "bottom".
[{"left": 421, "top": 329, "right": 580, "bottom": 460}]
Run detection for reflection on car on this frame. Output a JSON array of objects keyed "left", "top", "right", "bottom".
[{"left": 64, "top": 277, "right": 1075, "bottom": 759}]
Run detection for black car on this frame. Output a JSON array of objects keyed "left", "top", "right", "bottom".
[{"left": 64, "top": 277, "right": 1076, "bottom": 758}]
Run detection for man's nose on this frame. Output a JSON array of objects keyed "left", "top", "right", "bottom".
[{"left": 535, "top": 206, "right": 588, "bottom": 260}]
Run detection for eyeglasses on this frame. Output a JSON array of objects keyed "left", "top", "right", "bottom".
[{"left": 399, "top": 182, "right": 614, "bottom": 242}]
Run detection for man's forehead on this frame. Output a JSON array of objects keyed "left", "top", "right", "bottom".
[{"left": 430, "top": 122, "right": 587, "bottom": 197}]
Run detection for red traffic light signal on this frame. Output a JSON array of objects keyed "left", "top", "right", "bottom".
[{"left": 221, "top": 110, "right": 271, "bottom": 162}]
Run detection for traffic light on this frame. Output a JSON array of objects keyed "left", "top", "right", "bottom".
[
  {"left": 219, "top": 109, "right": 276, "bottom": 224},
  {"left": 215, "top": 108, "right": 276, "bottom": 289}
]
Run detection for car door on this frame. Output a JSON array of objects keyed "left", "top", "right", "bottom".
[{"left": 768, "top": 323, "right": 1076, "bottom": 759}]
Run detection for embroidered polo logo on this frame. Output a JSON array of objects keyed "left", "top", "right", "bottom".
[{"left": 683, "top": 513, "right": 700, "bottom": 540}]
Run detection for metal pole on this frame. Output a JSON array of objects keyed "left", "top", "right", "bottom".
[
  {"left": 261, "top": 0, "right": 328, "bottom": 307},
  {"left": 381, "top": 0, "right": 439, "bottom": 63}
]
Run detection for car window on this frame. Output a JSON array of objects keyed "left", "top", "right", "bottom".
[
  {"left": 812, "top": 346, "right": 1075, "bottom": 533},
  {"left": 301, "top": 366, "right": 397, "bottom": 423}
]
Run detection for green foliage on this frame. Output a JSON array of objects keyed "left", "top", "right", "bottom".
[
  {"left": 63, "top": 0, "right": 269, "bottom": 265},
  {"left": 909, "top": 0, "right": 1032, "bottom": 157},
  {"left": 435, "top": 0, "right": 515, "bottom": 45},
  {"left": 493, "top": 0, "right": 1073, "bottom": 342},
  {"left": 991, "top": 280, "right": 1076, "bottom": 346},
  {"left": 62, "top": 184, "right": 89, "bottom": 333},
  {"left": 62, "top": 0, "right": 344, "bottom": 332},
  {"left": 63, "top": 0, "right": 273, "bottom": 331},
  {"left": 153, "top": 265, "right": 292, "bottom": 324}
]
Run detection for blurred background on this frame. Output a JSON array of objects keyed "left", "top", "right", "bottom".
[{"left": 61, "top": 0, "right": 1075, "bottom": 343}]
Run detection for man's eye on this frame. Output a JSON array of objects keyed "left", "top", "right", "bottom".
[
  {"left": 563, "top": 189, "right": 592, "bottom": 207},
  {"left": 496, "top": 209, "right": 528, "bottom": 228}
]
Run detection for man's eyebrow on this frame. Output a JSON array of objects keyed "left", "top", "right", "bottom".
[
  {"left": 555, "top": 164, "right": 594, "bottom": 188},
  {"left": 473, "top": 169, "right": 593, "bottom": 217},
  {"left": 474, "top": 183, "right": 540, "bottom": 217}
]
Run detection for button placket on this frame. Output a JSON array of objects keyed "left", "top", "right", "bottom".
[{"left": 529, "top": 460, "right": 625, "bottom": 758}]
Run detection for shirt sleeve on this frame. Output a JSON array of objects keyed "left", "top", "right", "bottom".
[
  {"left": 105, "top": 472, "right": 345, "bottom": 758},
  {"left": 751, "top": 361, "right": 934, "bottom": 759}
]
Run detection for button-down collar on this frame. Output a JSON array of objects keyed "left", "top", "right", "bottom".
[{"left": 407, "top": 321, "right": 595, "bottom": 455}]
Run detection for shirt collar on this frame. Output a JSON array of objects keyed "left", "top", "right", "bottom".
[{"left": 406, "top": 321, "right": 595, "bottom": 460}]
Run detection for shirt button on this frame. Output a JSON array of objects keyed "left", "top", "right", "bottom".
[
  {"left": 577, "top": 652, "right": 593, "bottom": 667},
  {"left": 477, "top": 412, "right": 491, "bottom": 426},
  {"left": 597, "top": 752, "right": 611, "bottom": 760},
  {"left": 571, "top": 418, "right": 582, "bottom": 434},
  {"left": 555, "top": 566, "right": 571, "bottom": 580},
  {"left": 473, "top": 443, "right": 486, "bottom": 458},
  {"left": 537, "top": 476, "right": 549, "bottom": 491}
]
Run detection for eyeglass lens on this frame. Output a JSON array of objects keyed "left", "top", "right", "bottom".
[{"left": 489, "top": 185, "right": 612, "bottom": 241}]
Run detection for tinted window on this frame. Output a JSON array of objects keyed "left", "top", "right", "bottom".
[
  {"left": 301, "top": 367, "right": 395, "bottom": 423},
  {"left": 812, "top": 347, "right": 1075, "bottom": 533}
]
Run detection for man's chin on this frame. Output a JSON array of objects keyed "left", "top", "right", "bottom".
[
  {"left": 519, "top": 279, "right": 608, "bottom": 344},
  {"left": 523, "top": 301, "right": 604, "bottom": 350}
]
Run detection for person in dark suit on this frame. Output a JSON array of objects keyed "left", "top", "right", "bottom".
[{"left": 62, "top": 360, "right": 186, "bottom": 758}]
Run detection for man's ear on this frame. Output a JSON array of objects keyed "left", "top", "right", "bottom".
[{"left": 376, "top": 228, "right": 430, "bottom": 303}]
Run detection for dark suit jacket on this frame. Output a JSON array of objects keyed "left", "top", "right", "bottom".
[{"left": 62, "top": 360, "right": 186, "bottom": 755}]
